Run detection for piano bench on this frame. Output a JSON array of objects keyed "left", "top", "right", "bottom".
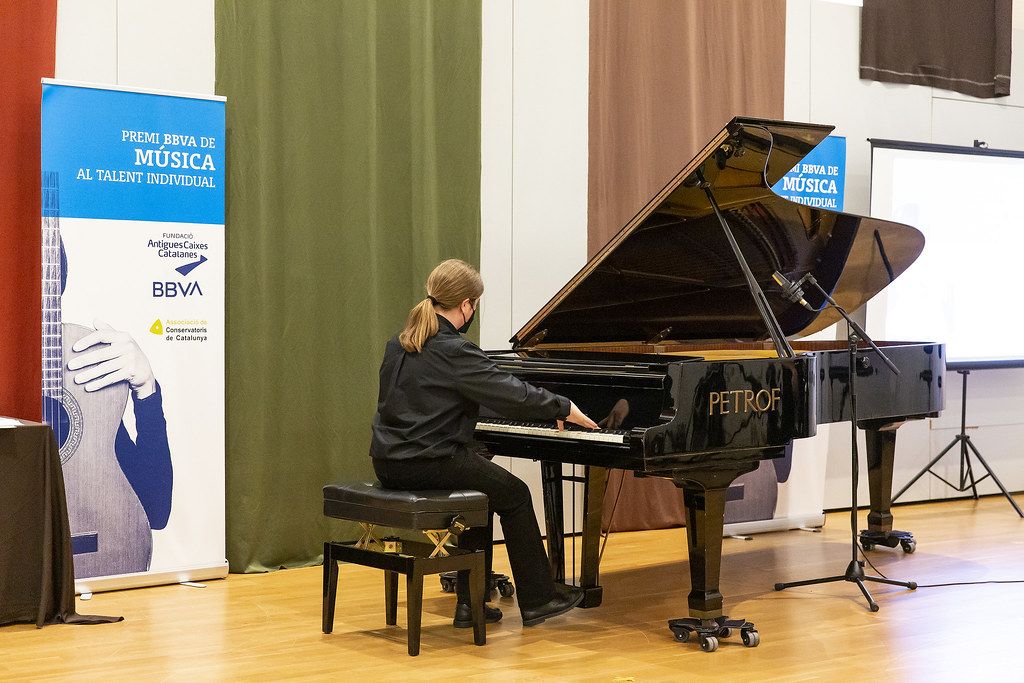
[{"left": 321, "top": 482, "right": 490, "bottom": 656}]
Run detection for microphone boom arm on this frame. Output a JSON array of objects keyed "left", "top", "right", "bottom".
[{"left": 799, "top": 273, "right": 900, "bottom": 376}]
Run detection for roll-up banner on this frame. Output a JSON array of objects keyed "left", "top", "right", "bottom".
[
  {"left": 722, "top": 135, "right": 848, "bottom": 535},
  {"left": 40, "top": 80, "right": 226, "bottom": 592}
]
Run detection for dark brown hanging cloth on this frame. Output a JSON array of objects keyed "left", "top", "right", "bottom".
[
  {"left": 589, "top": 0, "right": 787, "bottom": 532},
  {"left": 860, "top": 0, "right": 1011, "bottom": 98},
  {"left": 0, "top": 421, "right": 121, "bottom": 627}
]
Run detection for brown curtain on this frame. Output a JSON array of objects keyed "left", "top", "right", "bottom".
[
  {"left": 589, "top": 0, "right": 786, "bottom": 532},
  {"left": 861, "top": 0, "right": 1011, "bottom": 98},
  {"left": 0, "top": 0, "right": 56, "bottom": 421}
]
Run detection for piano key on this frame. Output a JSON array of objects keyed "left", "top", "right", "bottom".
[{"left": 475, "top": 419, "right": 629, "bottom": 444}]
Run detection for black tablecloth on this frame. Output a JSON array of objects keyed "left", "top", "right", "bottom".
[{"left": 0, "top": 419, "right": 121, "bottom": 627}]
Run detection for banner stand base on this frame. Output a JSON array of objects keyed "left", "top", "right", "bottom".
[
  {"left": 723, "top": 513, "right": 826, "bottom": 538},
  {"left": 75, "top": 561, "right": 229, "bottom": 595}
]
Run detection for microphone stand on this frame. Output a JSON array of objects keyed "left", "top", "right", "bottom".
[{"left": 773, "top": 273, "right": 917, "bottom": 611}]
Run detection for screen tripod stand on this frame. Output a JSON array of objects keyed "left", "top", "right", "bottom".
[{"left": 892, "top": 368, "right": 1023, "bottom": 518}]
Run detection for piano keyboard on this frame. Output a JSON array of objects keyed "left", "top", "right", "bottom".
[{"left": 476, "top": 418, "right": 629, "bottom": 444}]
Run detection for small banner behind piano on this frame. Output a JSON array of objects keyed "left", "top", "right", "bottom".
[{"left": 771, "top": 135, "right": 846, "bottom": 211}]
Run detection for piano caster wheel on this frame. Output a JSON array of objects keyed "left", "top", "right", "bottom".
[
  {"left": 672, "top": 628, "right": 690, "bottom": 643},
  {"left": 699, "top": 635, "right": 719, "bottom": 653},
  {"left": 901, "top": 539, "right": 917, "bottom": 554},
  {"left": 439, "top": 572, "right": 514, "bottom": 600},
  {"left": 861, "top": 541, "right": 875, "bottom": 552},
  {"left": 669, "top": 617, "right": 753, "bottom": 650},
  {"left": 741, "top": 629, "right": 760, "bottom": 647}
]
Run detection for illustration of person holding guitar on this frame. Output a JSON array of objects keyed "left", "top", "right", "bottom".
[
  {"left": 43, "top": 212, "right": 174, "bottom": 579},
  {"left": 67, "top": 320, "right": 174, "bottom": 536}
]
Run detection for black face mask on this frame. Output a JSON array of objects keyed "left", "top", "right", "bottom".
[{"left": 458, "top": 303, "right": 476, "bottom": 334}]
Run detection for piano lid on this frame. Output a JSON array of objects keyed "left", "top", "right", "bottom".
[{"left": 511, "top": 117, "right": 925, "bottom": 349}]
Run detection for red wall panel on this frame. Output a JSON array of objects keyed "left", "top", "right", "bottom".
[{"left": 0, "top": 0, "right": 56, "bottom": 420}]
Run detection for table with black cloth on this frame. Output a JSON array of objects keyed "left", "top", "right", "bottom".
[{"left": 0, "top": 418, "right": 120, "bottom": 627}]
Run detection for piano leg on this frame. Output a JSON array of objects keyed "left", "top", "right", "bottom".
[
  {"left": 540, "top": 461, "right": 606, "bottom": 607},
  {"left": 666, "top": 462, "right": 761, "bottom": 652},
  {"left": 578, "top": 466, "right": 608, "bottom": 608},
  {"left": 540, "top": 461, "right": 566, "bottom": 582},
  {"left": 859, "top": 419, "right": 917, "bottom": 553}
]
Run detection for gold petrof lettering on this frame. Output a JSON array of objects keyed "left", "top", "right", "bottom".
[
  {"left": 708, "top": 387, "right": 783, "bottom": 414},
  {"left": 743, "top": 390, "right": 755, "bottom": 413},
  {"left": 755, "top": 390, "right": 772, "bottom": 412}
]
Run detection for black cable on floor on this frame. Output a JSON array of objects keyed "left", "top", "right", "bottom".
[
  {"left": 916, "top": 579, "right": 1024, "bottom": 587},
  {"left": 859, "top": 546, "right": 888, "bottom": 579},
  {"left": 857, "top": 546, "right": 1024, "bottom": 587}
]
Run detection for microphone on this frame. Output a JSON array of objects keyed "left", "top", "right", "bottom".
[{"left": 772, "top": 271, "right": 815, "bottom": 312}]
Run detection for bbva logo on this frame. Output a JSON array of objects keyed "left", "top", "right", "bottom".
[{"left": 152, "top": 281, "right": 204, "bottom": 297}]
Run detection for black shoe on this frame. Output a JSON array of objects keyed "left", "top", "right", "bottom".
[
  {"left": 453, "top": 602, "right": 502, "bottom": 628},
  {"left": 520, "top": 587, "right": 584, "bottom": 627}
]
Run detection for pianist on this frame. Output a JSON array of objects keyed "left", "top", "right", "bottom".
[{"left": 370, "top": 259, "right": 599, "bottom": 628}]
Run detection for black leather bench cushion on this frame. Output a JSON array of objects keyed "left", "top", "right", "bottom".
[{"left": 323, "top": 482, "right": 489, "bottom": 530}]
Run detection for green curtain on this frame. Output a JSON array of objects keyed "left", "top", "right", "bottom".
[{"left": 215, "top": 0, "right": 481, "bottom": 572}]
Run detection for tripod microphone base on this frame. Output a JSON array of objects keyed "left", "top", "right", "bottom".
[
  {"left": 859, "top": 529, "right": 916, "bottom": 554},
  {"left": 774, "top": 560, "right": 917, "bottom": 613}
]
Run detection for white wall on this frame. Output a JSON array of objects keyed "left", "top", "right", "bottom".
[
  {"left": 786, "top": 0, "right": 1024, "bottom": 510},
  {"left": 55, "top": 0, "right": 215, "bottom": 95},
  {"left": 480, "top": 0, "right": 590, "bottom": 349},
  {"left": 480, "top": 0, "right": 515, "bottom": 351},
  {"left": 481, "top": 0, "right": 590, "bottom": 541}
]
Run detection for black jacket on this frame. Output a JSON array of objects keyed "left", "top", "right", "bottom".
[{"left": 370, "top": 315, "right": 571, "bottom": 461}]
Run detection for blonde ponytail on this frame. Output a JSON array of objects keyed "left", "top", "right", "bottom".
[
  {"left": 398, "top": 259, "right": 484, "bottom": 352},
  {"left": 398, "top": 298, "right": 439, "bottom": 353}
]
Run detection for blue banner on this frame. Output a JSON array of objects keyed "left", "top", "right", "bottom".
[
  {"left": 41, "top": 80, "right": 227, "bottom": 588},
  {"left": 41, "top": 83, "right": 225, "bottom": 224},
  {"left": 772, "top": 135, "right": 846, "bottom": 211}
]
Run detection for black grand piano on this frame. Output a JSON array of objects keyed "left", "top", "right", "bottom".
[{"left": 474, "top": 118, "right": 944, "bottom": 650}]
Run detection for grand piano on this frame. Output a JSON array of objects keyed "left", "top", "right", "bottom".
[{"left": 474, "top": 117, "right": 945, "bottom": 651}]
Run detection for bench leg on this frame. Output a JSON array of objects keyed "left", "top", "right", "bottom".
[
  {"left": 406, "top": 569, "right": 424, "bottom": 656},
  {"left": 322, "top": 542, "right": 339, "bottom": 634},
  {"left": 469, "top": 554, "right": 487, "bottom": 646},
  {"left": 384, "top": 570, "right": 399, "bottom": 626}
]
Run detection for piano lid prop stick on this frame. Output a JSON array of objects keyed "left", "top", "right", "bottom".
[{"left": 697, "top": 168, "right": 796, "bottom": 359}]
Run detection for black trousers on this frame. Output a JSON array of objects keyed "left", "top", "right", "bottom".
[{"left": 374, "top": 453, "right": 556, "bottom": 611}]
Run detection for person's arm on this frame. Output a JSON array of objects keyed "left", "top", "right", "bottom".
[
  {"left": 452, "top": 341, "right": 598, "bottom": 429},
  {"left": 115, "top": 381, "right": 173, "bottom": 530}
]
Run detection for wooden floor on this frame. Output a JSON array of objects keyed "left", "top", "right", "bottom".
[{"left": 3, "top": 495, "right": 1024, "bottom": 681}]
